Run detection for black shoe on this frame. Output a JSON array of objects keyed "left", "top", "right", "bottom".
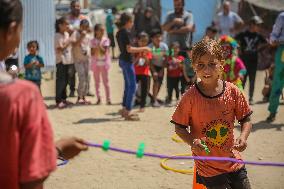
[
  {"left": 87, "top": 92, "right": 95, "bottom": 97},
  {"left": 69, "top": 91, "right": 75, "bottom": 97},
  {"left": 266, "top": 113, "right": 276, "bottom": 123}
]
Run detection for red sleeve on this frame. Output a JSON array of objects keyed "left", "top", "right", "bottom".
[
  {"left": 171, "top": 91, "right": 192, "bottom": 127},
  {"left": 19, "top": 83, "right": 56, "bottom": 183},
  {"left": 233, "top": 85, "right": 252, "bottom": 122}
]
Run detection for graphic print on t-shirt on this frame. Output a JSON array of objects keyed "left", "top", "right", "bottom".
[
  {"left": 244, "top": 36, "right": 259, "bottom": 52},
  {"left": 202, "top": 119, "right": 231, "bottom": 148}
]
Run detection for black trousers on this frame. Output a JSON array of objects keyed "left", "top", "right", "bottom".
[
  {"left": 56, "top": 63, "right": 68, "bottom": 103},
  {"left": 241, "top": 54, "right": 258, "bottom": 100},
  {"left": 136, "top": 75, "right": 149, "bottom": 108},
  {"left": 167, "top": 76, "right": 180, "bottom": 102},
  {"left": 196, "top": 167, "right": 251, "bottom": 189},
  {"left": 67, "top": 64, "right": 76, "bottom": 93}
]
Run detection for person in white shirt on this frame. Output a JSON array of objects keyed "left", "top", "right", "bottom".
[{"left": 215, "top": 1, "right": 244, "bottom": 36}]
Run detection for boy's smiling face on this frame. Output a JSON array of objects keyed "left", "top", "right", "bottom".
[{"left": 193, "top": 53, "right": 222, "bottom": 85}]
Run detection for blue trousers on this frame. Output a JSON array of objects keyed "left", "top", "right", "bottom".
[{"left": 119, "top": 59, "right": 137, "bottom": 111}]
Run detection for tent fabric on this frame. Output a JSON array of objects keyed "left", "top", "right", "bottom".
[
  {"left": 245, "top": 0, "right": 284, "bottom": 12},
  {"left": 19, "top": 0, "right": 55, "bottom": 70},
  {"left": 161, "top": 0, "right": 218, "bottom": 44}
]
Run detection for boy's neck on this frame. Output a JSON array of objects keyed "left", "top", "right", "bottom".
[{"left": 198, "top": 79, "right": 223, "bottom": 96}]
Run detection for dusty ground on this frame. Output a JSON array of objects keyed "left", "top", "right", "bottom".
[{"left": 44, "top": 60, "right": 284, "bottom": 189}]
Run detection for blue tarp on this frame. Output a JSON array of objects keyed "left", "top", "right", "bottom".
[{"left": 161, "top": 0, "right": 218, "bottom": 44}]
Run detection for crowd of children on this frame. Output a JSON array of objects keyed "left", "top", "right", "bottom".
[{"left": 20, "top": 13, "right": 280, "bottom": 122}]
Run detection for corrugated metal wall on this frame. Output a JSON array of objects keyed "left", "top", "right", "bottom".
[{"left": 19, "top": 0, "right": 55, "bottom": 70}]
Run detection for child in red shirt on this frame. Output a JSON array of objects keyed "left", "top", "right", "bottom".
[
  {"left": 134, "top": 32, "right": 152, "bottom": 112},
  {"left": 171, "top": 37, "right": 252, "bottom": 189},
  {"left": 166, "top": 42, "right": 184, "bottom": 105}
]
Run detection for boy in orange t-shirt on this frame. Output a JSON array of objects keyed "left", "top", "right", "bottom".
[{"left": 171, "top": 37, "right": 252, "bottom": 189}]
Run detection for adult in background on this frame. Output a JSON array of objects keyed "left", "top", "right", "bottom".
[
  {"left": 134, "top": 7, "right": 161, "bottom": 38},
  {"left": 215, "top": 0, "right": 243, "bottom": 36},
  {"left": 235, "top": 16, "right": 267, "bottom": 105},
  {"left": 106, "top": 7, "right": 117, "bottom": 59},
  {"left": 67, "top": 0, "right": 94, "bottom": 97},
  {"left": 162, "top": 0, "right": 194, "bottom": 52},
  {"left": 266, "top": 12, "right": 284, "bottom": 122}
]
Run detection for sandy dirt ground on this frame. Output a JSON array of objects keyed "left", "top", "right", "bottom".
[{"left": 44, "top": 60, "right": 284, "bottom": 189}]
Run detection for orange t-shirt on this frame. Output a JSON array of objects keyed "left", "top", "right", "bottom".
[{"left": 171, "top": 81, "right": 252, "bottom": 177}]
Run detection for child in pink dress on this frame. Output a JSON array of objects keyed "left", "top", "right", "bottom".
[{"left": 91, "top": 24, "right": 111, "bottom": 105}]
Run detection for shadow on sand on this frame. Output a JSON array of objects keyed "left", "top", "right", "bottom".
[{"left": 236, "top": 121, "right": 284, "bottom": 132}]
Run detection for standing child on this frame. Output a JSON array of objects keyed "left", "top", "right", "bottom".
[
  {"left": 171, "top": 37, "right": 252, "bottom": 189},
  {"left": 134, "top": 32, "right": 152, "bottom": 112},
  {"left": 24, "top": 40, "right": 44, "bottom": 90},
  {"left": 235, "top": 16, "right": 267, "bottom": 104},
  {"left": 91, "top": 24, "right": 111, "bottom": 105},
  {"left": 220, "top": 35, "right": 246, "bottom": 91},
  {"left": 149, "top": 29, "right": 168, "bottom": 107},
  {"left": 116, "top": 12, "right": 151, "bottom": 121},
  {"left": 166, "top": 42, "right": 184, "bottom": 105},
  {"left": 55, "top": 16, "right": 73, "bottom": 109},
  {"left": 180, "top": 47, "right": 195, "bottom": 94},
  {"left": 71, "top": 19, "right": 91, "bottom": 104}
]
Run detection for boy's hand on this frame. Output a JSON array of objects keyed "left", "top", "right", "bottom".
[
  {"left": 56, "top": 137, "right": 88, "bottom": 160},
  {"left": 192, "top": 138, "right": 206, "bottom": 151},
  {"left": 233, "top": 136, "right": 247, "bottom": 152},
  {"left": 34, "top": 61, "right": 40, "bottom": 66}
]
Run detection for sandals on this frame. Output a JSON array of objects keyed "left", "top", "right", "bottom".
[{"left": 124, "top": 114, "right": 140, "bottom": 121}]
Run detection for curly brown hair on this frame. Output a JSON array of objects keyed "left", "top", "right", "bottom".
[{"left": 192, "top": 37, "right": 224, "bottom": 65}]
